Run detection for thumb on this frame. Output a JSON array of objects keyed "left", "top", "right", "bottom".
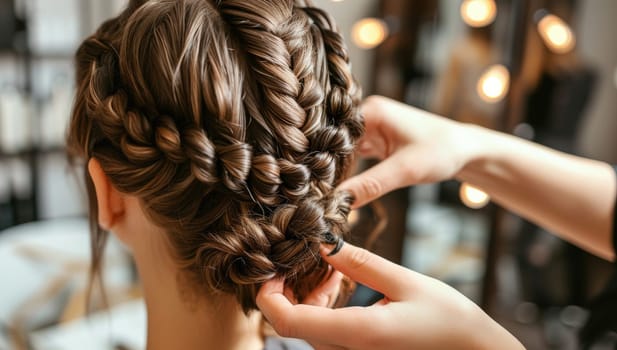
[
  {"left": 338, "top": 151, "right": 411, "bottom": 208},
  {"left": 320, "top": 241, "right": 411, "bottom": 301}
]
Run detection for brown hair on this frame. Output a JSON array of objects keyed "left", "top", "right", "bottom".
[{"left": 67, "top": 0, "right": 363, "bottom": 313}]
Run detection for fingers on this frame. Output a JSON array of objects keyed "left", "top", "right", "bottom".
[
  {"left": 257, "top": 242, "right": 414, "bottom": 346},
  {"left": 257, "top": 279, "right": 372, "bottom": 345},
  {"left": 355, "top": 101, "right": 389, "bottom": 160},
  {"left": 340, "top": 96, "right": 413, "bottom": 208},
  {"left": 320, "top": 241, "right": 412, "bottom": 301},
  {"left": 355, "top": 136, "right": 387, "bottom": 159},
  {"left": 302, "top": 269, "right": 343, "bottom": 307},
  {"left": 337, "top": 151, "right": 412, "bottom": 208}
]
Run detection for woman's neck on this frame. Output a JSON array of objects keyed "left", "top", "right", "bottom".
[{"left": 132, "top": 233, "right": 264, "bottom": 350}]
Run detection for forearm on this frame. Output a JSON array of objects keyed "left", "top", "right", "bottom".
[
  {"left": 457, "top": 125, "right": 617, "bottom": 261},
  {"left": 471, "top": 314, "right": 526, "bottom": 350}
]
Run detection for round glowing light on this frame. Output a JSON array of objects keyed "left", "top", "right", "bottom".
[
  {"left": 460, "top": 0, "right": 497, "bottom": 28},
  {"left": 613, "top": 66, "right": 617, "bottom": 90},
  {"left": 351, "top": 18, "right": 389, "bottom": 49},
  {"left": 537, "top": 13, "right": 575, "bottom": 54},
  {"left": 460, "top": 183, "right": 490, "bottom": 209},
  {"left": 477, "top": 64, "right": 510, "bottom": 103}
]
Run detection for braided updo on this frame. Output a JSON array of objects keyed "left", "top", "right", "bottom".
[{"left": 67, "top": 0, "right": 363, "bottom": 312}]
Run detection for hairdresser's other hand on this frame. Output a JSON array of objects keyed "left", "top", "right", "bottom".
[
  {"left": 340, "top": 95, "right": 484, "bottom": 208},
  {"left": 257, "top": 242, "right": 524, "bottom": 350}
]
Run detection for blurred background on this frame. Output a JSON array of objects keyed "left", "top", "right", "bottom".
[{"left": 0, "top": 0, "right": 616, "bottom": 349}]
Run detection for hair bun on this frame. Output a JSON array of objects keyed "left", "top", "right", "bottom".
[{"left": 195, "top": 191, "right": 352, "bottom": 311}]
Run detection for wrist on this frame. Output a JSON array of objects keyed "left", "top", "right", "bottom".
[
  {"left": 455, "top": 123, "right": 516, "bottom": 185},
  {"left": 465, "top": 308, "right": 524, "bottom": 350},
  {"left": 454, "top": 123, "right": 497, "bottom": 182}
]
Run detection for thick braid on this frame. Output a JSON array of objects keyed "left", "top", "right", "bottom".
[
  {"left": 277, "top": 8, "right": 324, "bottom": 138},
  {"left": 68, "top": 0, "right": 364, "bottom": 314},
  {"left": 90, "top": 90, "right": 222, "bottom": 189},
  {"left": 302, "top": 6, "right": 363, "bottom": 136},
  {"left": 218, "top": 1, "right": 308, "bottom": 156},
  {"left": 74, "top": 14, "right": 250, "bottom": 243},
  {"left": 212, "top": 1, "right": 361, "bottom": 304},
  {"left": 118, "top": 0, "right": 254, "bottom": 194},
  {"left": 217, "top": 0, "right": 314, "bottom": 202},
  {"left": 302, "top": 5, "right": 364, "bottom": 185}
]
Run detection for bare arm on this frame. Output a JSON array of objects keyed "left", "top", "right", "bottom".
[
  {"left": 458, "top": 127, "right": 616, "bottom": 260},
  {"left": 340, "top": 95, "right": 617, "bottom": 261}
]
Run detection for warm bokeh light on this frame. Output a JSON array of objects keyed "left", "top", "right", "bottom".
[
  {"left": 613, "top": 66, "right": 617, "bottom": 90},
  {"left": 460, "top": 0, "right": 497, "bottom": 28},
  {"left": 351, "top": 17, "right": 389, "bottom": 49},
  {"left": 460, "top": 183, "right": 490, "bottom": 209},
  {"left": 537, "top": 13, "right": 575, "bottom": 54},
  {"left": 477, "top": 64, "right": 510, "bottom": 103}
]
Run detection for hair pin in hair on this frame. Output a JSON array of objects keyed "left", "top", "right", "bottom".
[{"left": 322, "top": 231, "right": 344, "bottom": 256}]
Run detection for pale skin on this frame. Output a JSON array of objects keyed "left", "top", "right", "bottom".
[
  {"left": 343, "top": 95, "right": 616, "bottom": 260},
  {"left": 88, "top": 159, "right": 343, "bottom": 350},
  {"left": 259, "top": 243, "right": 524, "bottom": 350},
  {"left": 257, "top": 95, "right": 617, "bottom": 349}
]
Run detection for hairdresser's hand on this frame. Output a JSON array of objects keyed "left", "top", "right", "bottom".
[
  {"left": 340, "top": 96, "right": 485, "bottom": 208},
  {"left": 257, "top": 242, "right": 524, "bottom": 350}
]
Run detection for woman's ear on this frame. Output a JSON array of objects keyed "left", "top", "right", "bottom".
[{"left": 88, "top": 158, "right": 125, "bottom": 230}]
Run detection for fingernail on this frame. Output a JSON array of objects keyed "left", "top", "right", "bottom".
[
  {"left": 322, "top": 231, "right": 338, "bottom": 245},
  {"left": 321, "top": 232, "right": 344, "bottom": 256},
  {"left": 328, "top": 238, "right": 344, "bottom": 256}
]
